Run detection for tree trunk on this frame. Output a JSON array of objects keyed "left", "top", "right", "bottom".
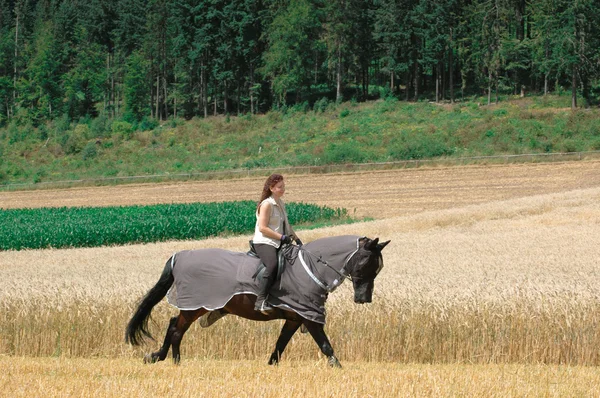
[
  {"left": 582, "top": 76, "right": 590, "bottom": 108},
  {"left": 544, "top": 44, "right": 549, "bottom": 95},
  {"left": 250, "top": 63, "right": 254, "bottom": 114},
  {"left": 149, "top": 57, "right": 154, "bottom": 118},
  {"left": 173, "top": 74, "right": 177, "bottom": 119},
  {"left": 363, "top": 62, "right": 368, "bottom": 101},
  {"left": 115, "top": 77, "right": 120, "bottom": 117},
  {"left": 413, "top": 62, "right": 419, "bottom": 101},
  {"left": 111, "top": 69, "right": 115, "bottom": 118},
  {"left": 495, "top": 80, "right": 499, "bottom": 104},
  {"left": 336, "top": 45, "right": 342, "bottom": 103},
  {"left": 448, "top": 31, "right": 454, "bottom": 103},
  {"left": 314, "top": 51, "right": 319, "bottom": 85},
  {"left": 213, "top": 84, "right": 217, "bottom": 116},
  {"left": 442, "top": 60, "right": 446, "bottom": 101},
  {"left": 156, "top": 75, "right": 160, "bottom": 120},
  {"left": 571, "top": 65, "right": 577, "bottom": 109},
  {"left": 237, "top": 81, "right": 240, "bottom": 115},
  {"left": 201, "top": 58, "right": 208, "bottom": 118},
  {"left": 13, "top": 11, "right": 19, "bottom": 110},
  {"left": 435, "top": 62, "right": 440, "bottom": 103},
  {"left": 223, "top": 82, "right": 228, "bottom": 114},
  {"left": 405, "top": 71, "right": 410, "bottom": 101},
  {"left": 413, "top": 36, "right": 420, "bottom": 101},
  {"left": 163, "top": 75, "right": 168, "bottom": 118},
  {"left": 105, "top": 53, "right": 110, "bottom": 113},
  {"left": 487, "top": 70, "right": 492, "bottom": 105}
]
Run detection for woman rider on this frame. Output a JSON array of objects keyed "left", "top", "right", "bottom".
[{"left": 252, "top": 174, "right": 302, "bottom": 314}]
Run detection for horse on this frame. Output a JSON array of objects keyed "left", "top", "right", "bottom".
[{"left": 125, "top": 235, "right": 390, "bottom": 368}]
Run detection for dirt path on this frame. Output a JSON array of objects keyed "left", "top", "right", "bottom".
[{"left": 2, "top": 160, "right": 600, "bottom": 218}]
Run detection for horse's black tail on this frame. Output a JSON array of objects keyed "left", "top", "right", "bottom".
[{"left": 125, "top": 257, "right": 175, "bottom": 346}]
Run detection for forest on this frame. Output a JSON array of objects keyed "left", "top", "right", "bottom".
[{"left": 0, "top": 0, "right": 599, "bottom": 127}]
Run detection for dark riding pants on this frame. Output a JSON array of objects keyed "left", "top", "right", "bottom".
[{"left": 254, "top": 244, "right": 278, "bottom": 278}]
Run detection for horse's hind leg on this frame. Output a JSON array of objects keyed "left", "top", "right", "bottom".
[
  {"left": 144, "top": 316, "right": 178, "bottom": 364},
  {"left": 171, "top": 310, "right": 204, "bottom": 364},
  {"left": 303, "top": 321, "right": 342, "bottom": 368},
  {"left": 268, "top": 320, "right": 301, "bottom": 365},
  {"left": 144, "top": 309, "right": 205, "bottom": 365}
]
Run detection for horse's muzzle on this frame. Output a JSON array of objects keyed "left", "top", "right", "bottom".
[
  {"left": 353, "top": 280, "right": 374, "bottom": 304},
  {"left": 354, "top": 295, "right": 373, "bottom": 304}
]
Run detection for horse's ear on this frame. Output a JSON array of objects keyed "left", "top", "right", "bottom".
[
  {"left": 377, "top": 240, "right": 390, "bottom": 251},
  {"left": 364, "top": 237, "right": 379, "bottom": 250}
]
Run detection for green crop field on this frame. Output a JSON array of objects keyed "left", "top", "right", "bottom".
[{"left": 0, "top": 201, "right": 348, "bottom": 251}]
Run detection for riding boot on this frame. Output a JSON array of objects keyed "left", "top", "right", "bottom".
[{"left": 254, "top": 273, "right": 276, "bottom": 314}]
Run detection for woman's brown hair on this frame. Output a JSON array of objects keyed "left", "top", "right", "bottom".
[{"left": 257, "top": 173, "right": 284, "bottom": 213}]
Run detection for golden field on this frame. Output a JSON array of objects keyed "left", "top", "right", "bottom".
[
  {"left": 2, "top": 357, "right": 599, "bottom": 398},
  {"left": 2, "top": 161, "right": 600, "bottom": 396}
]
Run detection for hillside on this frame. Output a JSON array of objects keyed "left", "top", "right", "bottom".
[{"left": 1, "top": 95, "right": 600, "bottom": 188}]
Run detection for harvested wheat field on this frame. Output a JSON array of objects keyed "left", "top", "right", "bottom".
[
  {"left": 2, "top": 161, "right": 600, "bottom": 396},
  {"left": 3, "top": 160, "right": 600, "bottom": 218}
]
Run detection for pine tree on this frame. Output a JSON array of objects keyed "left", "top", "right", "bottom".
[
  {"left": 261, "top": 0, "right": 322, "bottom": 105},
  {"left": 123, "top": 51, "right": 150, "bottom": 121}
]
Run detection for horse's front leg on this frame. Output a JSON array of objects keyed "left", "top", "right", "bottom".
[
  {"left": 268, "top": 320, "right": 302, "bottom": 365},
  {"left": 303, "top": 321, "right": 342, "bottom": 368}
]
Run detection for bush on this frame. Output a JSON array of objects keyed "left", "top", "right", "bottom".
[
  {"left": 323, "top": 140, "right": 366, "bottom": 163},
  {"left": 54, "top": 114, "right": 72, "bottom": 135},
  {"left": 90, "top": 114, "right": 110, "bottom": 137},
  {"left": 82, "top": 142, "right": 98, "bottom": 160},
  {"left": 7, "top": 121, "right": 25, "bottom": 144},
  {"left": 74, "top": 124, "right": 92, "bottom": 140},
  {"left": 169, "top": 117, "right": 185, "bottom": 128},
  {"left": 313, "top": 97, "right": 330, "bottom": 113},
  {"left": 388, "top": 132, "right": 455, "bottom": 160},
  {"left": 290, "top": 101, "right": 309, "bottom": 114},
  {"left": 139, "top": 117, "right": 159, "bottom": 131},
  {"left": 111, "top": 121, "right": 134, "bottom": 140}
]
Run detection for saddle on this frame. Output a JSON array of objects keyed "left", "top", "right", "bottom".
[{"left": 248, "top": 240, "right": 288, "bottom": 281}]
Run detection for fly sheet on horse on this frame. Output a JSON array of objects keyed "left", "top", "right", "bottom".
[
  {"left": 167, "top": 235, "right": 366, "bottom": 324},
  {"left": 125, "top": 235, "right": 389, "bottom": 367}
]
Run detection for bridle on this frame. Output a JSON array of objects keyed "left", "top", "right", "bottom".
[{"left": 296, "top": 241, "right": 380, "bottom": 292}]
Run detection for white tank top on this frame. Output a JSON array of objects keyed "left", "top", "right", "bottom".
[{"left": 252, "top": 196, "right": 289, "bottom": 248}]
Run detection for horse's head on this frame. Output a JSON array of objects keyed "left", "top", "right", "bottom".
[{"left": 347, "top": 237, "right": 390, "bottom": 304}]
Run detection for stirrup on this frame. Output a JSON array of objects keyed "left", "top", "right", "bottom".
[{"left": 255, "top": 300, "right": 273, "bottom": 314}]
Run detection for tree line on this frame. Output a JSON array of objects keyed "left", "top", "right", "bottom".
[{"left": 0, "top": 0, "right": 598, "bottom": 126}]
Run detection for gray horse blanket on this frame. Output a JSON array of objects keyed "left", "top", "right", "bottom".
[{"left": 166, "top": 235, "right": 362, "bottom": 324}]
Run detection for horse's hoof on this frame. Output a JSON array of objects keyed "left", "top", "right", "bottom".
[
  {"left": 327, "top": 356, "right": 342, "bottom": 368},
  {"left": 143, "top": 354, "right": 156, "bottom": 364}
]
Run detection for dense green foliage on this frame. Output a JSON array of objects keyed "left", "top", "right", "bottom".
[
  {"left": 2, "top": 95, "right": 600, "bottom": 186},
  {"left": 0, "top": 0, "right": 598, "bottom": 128},
  {"left": 0, "top": 201, "right": 348, "bottom": 250}
]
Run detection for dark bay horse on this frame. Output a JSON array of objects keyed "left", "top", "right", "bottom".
[{"left": 125, "top": 235, "right": 389, "bottom": 367}]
